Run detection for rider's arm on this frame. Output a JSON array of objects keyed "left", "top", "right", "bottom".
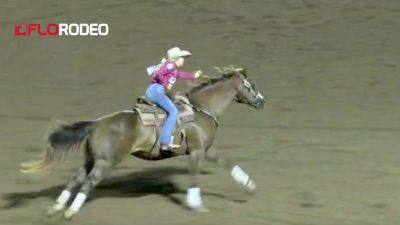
[
  {"left": 176, "top": 71, "right": 195, "bottom": 80},
  {"left": 153, "top": 63, "right": 170, "bottom": 88}
]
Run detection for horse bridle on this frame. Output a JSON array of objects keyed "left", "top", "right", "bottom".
[{"left": 181, "top": 73, "right": 259, "bottom": 128}]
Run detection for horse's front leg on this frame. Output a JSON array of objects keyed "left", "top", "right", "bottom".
[
  {"left": 186, "top": 149, "right": 208, "bottom": 212},
  {"left": 205, "top": 147, "right": 256, "bottom": 192}
]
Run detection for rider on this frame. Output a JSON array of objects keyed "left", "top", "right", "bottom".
[{"left": 145, "top": 47, "right": 202, "bottom": 153}]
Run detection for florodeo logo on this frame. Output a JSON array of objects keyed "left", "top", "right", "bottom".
[{"left": 14, "top": 23, "right": 109, "bottom": 36}]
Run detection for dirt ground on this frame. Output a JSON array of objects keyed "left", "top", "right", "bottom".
[{"left": 1, "top": 0, "right": 400, "bottom": 224}]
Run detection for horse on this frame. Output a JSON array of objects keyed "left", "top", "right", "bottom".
[{"left": 21, "top": 65, "right": 265, "bottom": 219}]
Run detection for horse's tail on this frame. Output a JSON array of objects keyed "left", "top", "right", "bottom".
[{"left": 21, "top": 120, "right": 95, "bottom": 174}]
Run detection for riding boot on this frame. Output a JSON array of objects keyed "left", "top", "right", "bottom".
[
  {"left": 160, "top": 144, "right": 175, "bottom": 157},
  {"left": 169, "top": 136, "right": 181, "bottom": 149},
  {"left": 160, "top": 136, "right": 181, "bottom": 156}
]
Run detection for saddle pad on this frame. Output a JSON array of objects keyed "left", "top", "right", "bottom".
[
  {"left": 134, "top": 104, "right": 166, "bottom": 126},
  {"left": 134, "top": 103, "right": 195, "bottom": 126}
]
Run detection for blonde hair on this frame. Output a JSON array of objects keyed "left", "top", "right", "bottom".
[{"left": 161, "top": 57, "right": 179, "bottom": 63}]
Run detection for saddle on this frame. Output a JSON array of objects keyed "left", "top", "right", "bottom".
[
  {"left": 130, "top": 93, "right": 195, "bottom": 158},
  {"left": 133, "top": 93, "right": 195, "bottom": 126}
]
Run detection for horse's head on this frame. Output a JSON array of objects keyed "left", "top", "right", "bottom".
[{"left": 218, "top": 66, "right": 265, "bottom": 110}]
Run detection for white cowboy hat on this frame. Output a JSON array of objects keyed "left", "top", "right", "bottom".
[{"left": 167, "top": 47, "right": 192, "bottom": 60}]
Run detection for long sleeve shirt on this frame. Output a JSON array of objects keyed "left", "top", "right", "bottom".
[{"left": 151, "top": 61, "right": 194, "bottom": 89}]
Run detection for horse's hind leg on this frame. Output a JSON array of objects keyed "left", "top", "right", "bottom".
[
  {"left": 64, "top": 158, "right": 112, "bottom": 219},
  {"left": 205, "top": 148, "right": 256, "bottom": 192},
  {"left": 47, "top": 149, "right": 95, "bottom": 216}
]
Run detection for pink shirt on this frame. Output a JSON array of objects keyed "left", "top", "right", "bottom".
[{"left": 152, "top": 61, "right": 194, "bottom": 89}]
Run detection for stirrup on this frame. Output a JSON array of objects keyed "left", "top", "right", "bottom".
[
  {"left": 161, "top": 144, "right": 172, "bottom": 151},
  {"left": 170, "top": 144, "right": 181, "bottom": 149},
  {"left": 161, "top": 144, "right": 181, "bottom": 151}
]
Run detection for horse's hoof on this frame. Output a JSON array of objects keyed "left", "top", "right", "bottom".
[
  {"left": 245, "top": 179, "right": 256, "bottom": 192},
  {"left": 46, "top": 204, "right": 64, "bottom": 217},
  {"left": 194, "top": 206, "right": 209, "bottom": 213},
  {"left": 64, "top": 209, "right": 78, "bottom": 220},
  {"left": 187, "top": 204, "right": 209, "bottom": 213}
]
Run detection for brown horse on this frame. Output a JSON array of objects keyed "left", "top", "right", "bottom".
[{"left": 21, "top": 66, "right": 265, "bottom": 219}]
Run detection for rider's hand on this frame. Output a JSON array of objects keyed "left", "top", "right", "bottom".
[
  {"left": 194, "top": 70, "right": 202, "bottom": 78},
  {"left": 166, "top": 83, "right": 173, "bottom": 91}
]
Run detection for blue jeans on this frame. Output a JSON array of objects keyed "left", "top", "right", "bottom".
[{"left": 145, "top": 83, "right": 178, "bottom": 145}]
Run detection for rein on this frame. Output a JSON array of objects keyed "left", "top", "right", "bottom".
[
  {"left": 182, "top": 74, "right": 220, "bottom": 127},
  {"left": 181, "top": 101, "right": 219, "bottom": 128}
]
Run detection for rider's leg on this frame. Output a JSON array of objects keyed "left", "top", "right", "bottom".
[
  {"left": 145, "top": 84, "right": 178, "bottom": 147},
  {"left": 155, "top": 94, "right": 178, "bottom": 146}
]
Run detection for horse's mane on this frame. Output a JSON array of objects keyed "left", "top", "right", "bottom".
[{"left": 187, "top": 65, "right": 246, "bottom": 95}]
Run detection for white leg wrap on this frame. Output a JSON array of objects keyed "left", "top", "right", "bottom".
[
  {"left": 69, "top": 193, "right": 87, "bottom": 212},
  {"left": 231, "top": 165, "right": 250, "bottom": 186},
  {"left": 54, "top": 190, "right": 71, "bottom": 209},
  {"left": 186, "top": 187, "right": 202, "bottom": 208}
]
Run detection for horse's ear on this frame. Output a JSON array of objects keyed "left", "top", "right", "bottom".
[
  {"left": 213, "top": 66, "right": 223, "bottom": 74},
  {"left": 234, "top": 67, "right": 247, "bottom": 78},
  {"left": 239, "top": 67, "right": 247, "bottom": 77},
  {"left": 215, "top": 65, "right": 247, "bottom": 77}
]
